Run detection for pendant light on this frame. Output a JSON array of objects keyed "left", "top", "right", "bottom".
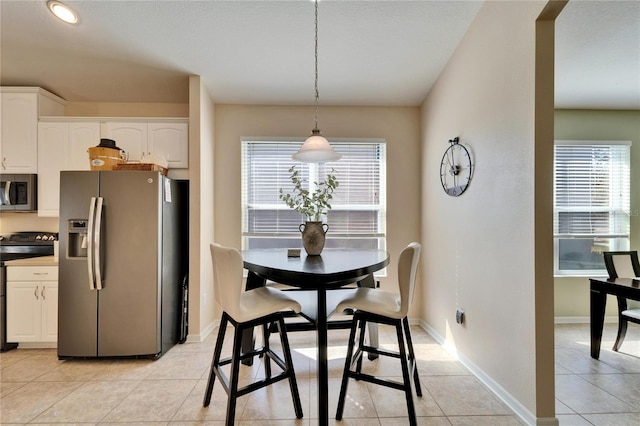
[{"left": 292, "top": 0, "right": 341, "bottom": 163}]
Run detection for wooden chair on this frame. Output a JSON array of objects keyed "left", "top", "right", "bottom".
[
  {"left": 603, "top": 251, "right": 640, "bottom": 351},
  {"left": 203, "top": 243, "right": 303, "bottom": 424},
  {"left": 334, "top": 242, "right": 422, "bottom": 426}
]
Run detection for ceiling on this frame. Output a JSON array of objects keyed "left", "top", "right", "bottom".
[{"left": 1, "top": 0, "right": 638, "bottom": 109}]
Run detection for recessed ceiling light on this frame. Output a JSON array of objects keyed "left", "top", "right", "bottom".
[{"left": 47, "top": 1, "right": 78, "bottom": 24}]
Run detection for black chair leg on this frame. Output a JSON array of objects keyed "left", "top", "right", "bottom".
[
  {"left": 396, "top": 321, "right": 417, "bottom": 426},
  {"left": 336, "top": 315, "right": 360, "bottom": 420},
  {"left": 263, "top": 323, "right": 272, "bottom": 378},
  {"left": 613, "top": 316, "right": 628, "bottom": 351},
  {"left": 403, "top": 316, "right": 422, "bottom": 397},
  {"left": 203, "top": 314, "right": 228, "bottom": 406},
  {"left": 225, "top": 324, "right": 244, "bottom": 425},
  {"left": 277, "top": 316, "right": 304, "bottom": 418},
  {"left": 355, "top": 317, "right": 367, "bottom": 375}
]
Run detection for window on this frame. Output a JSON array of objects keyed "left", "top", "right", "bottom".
[
  {"left": 242, "top": 139, "right": 386, "bottom": 251},
  {"left": 554, "top": 141, "right": 631, "bottom": 276}
]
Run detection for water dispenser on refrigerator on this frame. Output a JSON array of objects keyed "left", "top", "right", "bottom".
[{"left": 67, "top": 220, "right": 88, "bottom": 258}]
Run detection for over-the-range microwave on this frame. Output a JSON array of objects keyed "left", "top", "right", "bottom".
[{"left": 0, "top": 174, "right": 37, "bottom": 212}]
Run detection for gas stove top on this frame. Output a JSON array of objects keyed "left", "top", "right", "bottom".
[
  {"left": 0, "top": 232, "right": 57, "bottom": 245},
  {"left": 0, "top": 232, "right": 57, "bottom": 263}
]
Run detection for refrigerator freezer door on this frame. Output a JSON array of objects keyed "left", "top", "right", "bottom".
[
  {"left": 58, "top": 171, "right": 100, "bottom": 357},
  {"left": 97, "top": 171, "right": 162, "bottom": 357}
]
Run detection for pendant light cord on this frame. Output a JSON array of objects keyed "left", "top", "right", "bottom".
[{"left": 313, "top": 0, "right": 320, "bottom": 131}]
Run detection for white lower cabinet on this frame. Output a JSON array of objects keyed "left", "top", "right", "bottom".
[{"left": 7, "top": 266, "right": 58, "bottom": 344}]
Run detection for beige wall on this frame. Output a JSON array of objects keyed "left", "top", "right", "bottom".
[
  {"left": 64, "top": 102, "right": 188, "bottom": 117},
  {"left": 211, "top": 104, "right": 422, "bottom": 320},
  {"left": 554, "top": 109, "right": 640, "bottom": 319},
  {"left": 420, "top": 1, "right": 559, "bottom": 423},
  {"left": 186, "top": 76, "right": 216, "bottom": 339}
]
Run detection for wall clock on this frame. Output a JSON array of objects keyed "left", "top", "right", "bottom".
[{"left": 440, "top": 137, "right": 473, "bottom": 196}]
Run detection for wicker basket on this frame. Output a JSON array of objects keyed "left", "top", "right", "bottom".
[
  {"left": 88, "top": 147, "right": 126, "bottom": 170},
  {"left": 113, "top": 163, "right": 168, "bottom": 176}
]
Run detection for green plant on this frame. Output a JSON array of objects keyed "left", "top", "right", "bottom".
[{"left": 279, "top": 165, "right": 339, "bottom": 222}]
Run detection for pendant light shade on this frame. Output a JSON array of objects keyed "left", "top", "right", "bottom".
[
  {"left": 293, "top": 129, "right": 341, "bottom": 162},
  {"left": 292, "top": 0, "right": 341, "bottom": 163}
]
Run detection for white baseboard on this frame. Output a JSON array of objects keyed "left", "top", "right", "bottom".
[
  {"left": 15, "top": 342, "right": 57, "bottom": 349},
  {"left": 418, "top": 320, "right": 558, "bottom": 426},
  {"left": 185, "top": 319, "right": 217, "bottom": 343},
  {"left": 554, "top": 316, "right": 617, "bottom": 324}
]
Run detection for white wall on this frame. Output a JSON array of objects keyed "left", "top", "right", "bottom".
[{"left": 420, "top": 1, "right": 559, "bottom": 423}]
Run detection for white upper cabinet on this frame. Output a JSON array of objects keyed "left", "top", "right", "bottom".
[
  {"left": 69, "top": 122, "right": 101, "bottom": 170},
  {"left": 1, "top": 87, "right": 65, "bottom": 173},
  {"left": 37, "top": 121, "right": 100, "bottom": 217},
  {"left": 148, "top": 123, "right": 188, "bottom": 168},
  {"left": 105, "top": 121, "right": 188, "bottom": 168}
]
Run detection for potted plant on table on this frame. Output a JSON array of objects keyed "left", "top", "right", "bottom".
[{"left": 279, "top": 165, "right": 339, "bottom": 255}]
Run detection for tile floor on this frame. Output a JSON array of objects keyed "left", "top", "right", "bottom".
[{"left": 0, "top": 322, "right": 638, "bottom": 425}]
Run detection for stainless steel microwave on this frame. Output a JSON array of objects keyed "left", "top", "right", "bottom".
[{"left": 0, "top": 174, "right": 37, "bottom": 212}]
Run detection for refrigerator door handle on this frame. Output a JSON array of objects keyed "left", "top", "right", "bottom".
[
  {"left": 94, "top": 197, "right": 104, "bottom": 290},
  {"left": 4, "top": 181, "right": 11, "bottom": 204},
  {"left": 87, "top": 197, "right": 97, "bottom": 290}
]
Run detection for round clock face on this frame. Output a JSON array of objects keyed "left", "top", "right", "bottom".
[{"left": 440, "top": 141, "right": 472, "bottom": 196}]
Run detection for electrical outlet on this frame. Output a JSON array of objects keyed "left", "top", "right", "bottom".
[{"left": 455, "top": 309, "right": 465, "bottom": 325}]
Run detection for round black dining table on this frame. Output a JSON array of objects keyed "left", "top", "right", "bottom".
[{"left": 241, "top": 248, "right": 390, "bottom": 426}]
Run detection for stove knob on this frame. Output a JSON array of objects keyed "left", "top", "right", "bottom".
[
  {"left": 48, "top": 235, "right": 55, "bottom": 241},
  {"left": 35, "top": 235, "right": 42, "bottom": 240}
]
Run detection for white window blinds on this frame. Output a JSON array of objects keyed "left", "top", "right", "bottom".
[
  {"left": 553, "top": 141, "right": 631, "bottom": 274},
  {"left": 242, "top": 140, "right": 386, "bottom": 250},
  {"left": 554, "top": 142, "right": 631, "bottom": 238}
]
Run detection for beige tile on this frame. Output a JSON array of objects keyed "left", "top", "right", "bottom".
[
  {"left": 89, "top": 358, "right": 157, "bottom": 381},
  {"left": 101, "top": 379, "right": 197, "bottom": 422},
  {"left": 556, "top": 374, "right": 635, "bottom": 414},
  {"left": 555, "top": 347, "right": 621, "bottom": 375},
  {"left": 556, "top": 414, "right": 596, "bottom": 426},
  {"left": 420, "top": 376, "right": 511, "bottom": 416},
  {"left": 582, "top": 413, "right": 640, "bottom": 426},
  {"left": 366, "top": 377, "right": 443, "bottom": 418},
  {"left": 0, "top": 380, "right": 27, "bottom": 398},
  {"left": 171, "top": 378, "right": 252, "bottom": 423},
  {"left": 580, "top": 373, "right": 640, "bottom": 409},
  {"left": 0, "top": 380, "right": 82, "bottom": 423},
  {"left": 447, "top": 415, "right": 525, "bottom": 425},
  {"left": 35, "top": 358, "right": 110, "bottom": 382},
  {"left": 307, "top": 376, "right": 377, "bottom": 420},
  {"left": 0, "top": 353, "right": 63, "bottom": 382},
  {"left": 32, "top": 380, "right": 139, "bottom": 423},
  {"left": 241, "top": 376, "right": 310, "bottom": 421},
  {"left": 146, "top": 351, "right": 212, "bottom": 380},
  {"left": 380, "top": 417, "right": 452, "bottom": 426}
]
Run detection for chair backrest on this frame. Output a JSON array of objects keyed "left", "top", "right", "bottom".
[
  {"left": 603, "top": 251, "right": 640, "bottom": 279},
  {"left": 397, "top": 242, "right": 422, "bottom": 317},
  {"left": 210, "top": 243, "right": 245, "bottom": 316}
]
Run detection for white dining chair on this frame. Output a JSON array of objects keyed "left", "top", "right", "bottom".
[
  {"left": 334, "top": 242, "right": 422, "bottom": 426},
  {"left": 203, "top": 243, "right": 303, "bottom": 424},
  {"left": 603, "top": 251, "right": 640, "bottom": 351}
]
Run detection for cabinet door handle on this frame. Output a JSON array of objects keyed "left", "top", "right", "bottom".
[
  {"left": 34, "top": 272, "right": 49, "bottom": 276},
  {"left": 41, "top": 286, "right": 46, "bottom": 300},
  {"left": 34, "top": 285, "right": 39, "bottom": 300}
]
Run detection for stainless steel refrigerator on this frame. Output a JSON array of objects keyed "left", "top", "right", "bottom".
[{"left": 58, "top": 171, "right": 187, "bottom": 359}]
